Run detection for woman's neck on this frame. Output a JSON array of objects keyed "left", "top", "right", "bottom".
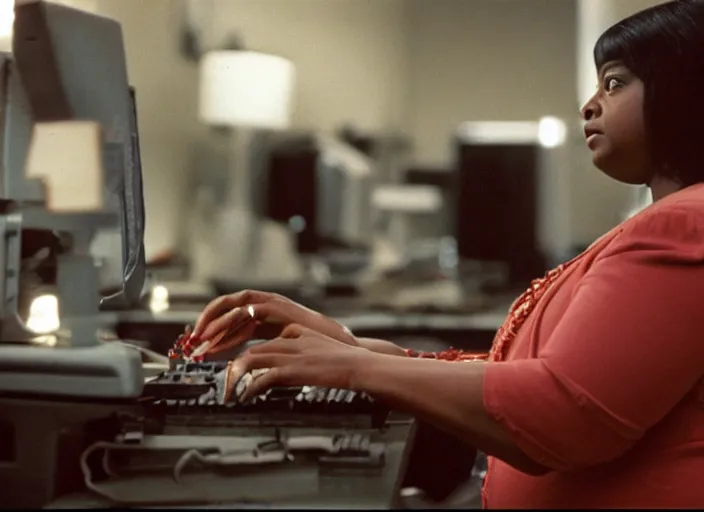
[{"left": 649, "top": 174, "right": 683, "bottom": 202}]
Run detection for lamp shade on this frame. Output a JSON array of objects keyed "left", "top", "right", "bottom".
[
  {"left": 198, "top": 50, "right": 295, "bottom": 130},
  {"left": 0, "top": 0, "right": 13, "bottom": 52}
]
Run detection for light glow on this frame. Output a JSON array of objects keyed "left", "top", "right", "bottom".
[
  {"left": 149, "top": 285, "right": 170, "bottom": 314},
  {"left": 538, "top": 116, "right": 567, "bottom": 148},
  {"left": 0, "top": 0, "right": 13, "bottom": 39},
  {"left": 27, "top": 294, "right": 61, "bottom": 334},
  {"left": 198, "top": 51, "right": 295, "bottom": 129}
]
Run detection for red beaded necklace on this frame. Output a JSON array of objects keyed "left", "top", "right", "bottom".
[
  {"left": 488, "top": 257, "right": 578, "bottom": 362},
  {"left": 404, "top": 256, "right": 580, "bottom": 362}
]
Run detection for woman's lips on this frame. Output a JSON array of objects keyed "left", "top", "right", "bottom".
[{"left": 586, "top": 132, "right": 603, "bottom": 149}]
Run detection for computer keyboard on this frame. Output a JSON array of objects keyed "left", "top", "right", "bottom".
[{"left": 142, "top": 362, "right": 390, "bottom": 429}]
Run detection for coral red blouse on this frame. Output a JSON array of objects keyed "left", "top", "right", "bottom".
[{"left": 482, "top": 183, "right": 704, "bottom": 508}]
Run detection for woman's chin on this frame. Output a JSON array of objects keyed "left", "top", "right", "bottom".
[
  {"left": 593, "top": 156, "right": 649, "bottom": 185},
  {"left": 590, "top": 150, "right": 611, "bottom": 174}
]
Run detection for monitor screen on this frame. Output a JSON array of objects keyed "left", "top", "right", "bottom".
[
  {"left": 98, "top": 86, "right": 146, "bottom": 308},
  {"left": 455, "top": 141, "right": 546, "bottom": 286}
]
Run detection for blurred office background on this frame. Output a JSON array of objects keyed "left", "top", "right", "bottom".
[{"left": 0, "top": 0, "right": 663, "bottom": 317}]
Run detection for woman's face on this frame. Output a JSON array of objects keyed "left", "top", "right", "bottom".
[{"left": 580, "top": 61, "right": 651, "bottom": 185}]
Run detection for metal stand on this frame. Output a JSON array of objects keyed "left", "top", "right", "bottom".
[{"left": 0, "top": 207, "right": 143, "bottom": 399}]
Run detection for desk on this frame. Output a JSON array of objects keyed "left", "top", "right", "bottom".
[{"left": 46, "top": 415, "right": 416, "bottom": 509}]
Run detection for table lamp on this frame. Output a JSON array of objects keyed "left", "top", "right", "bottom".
[
  {"left": 197, "top": 50, "right": 296, "bottom": 281},
  {"left": 199, "top": 50, "right": 295, "bottom": 130}
]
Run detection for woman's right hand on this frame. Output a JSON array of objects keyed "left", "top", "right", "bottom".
[{"left": 191, "top": 290, "right": 360, "bottom": 353}]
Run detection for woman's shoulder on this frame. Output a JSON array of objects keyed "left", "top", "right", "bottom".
[{"left": 606, "top": 185, "right": 704, "bottom": 260}]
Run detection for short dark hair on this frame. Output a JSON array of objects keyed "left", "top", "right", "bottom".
[{"left": 594, "top": 0, "right": 704, "bottom": 186}]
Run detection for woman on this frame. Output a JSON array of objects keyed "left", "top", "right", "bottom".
[{"left": 190, "top": 1, "right": 704, "bottom": 508}]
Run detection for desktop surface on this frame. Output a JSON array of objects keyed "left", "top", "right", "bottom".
[{"left": 45, "top": 414, "right": 415, "bottom": 509}]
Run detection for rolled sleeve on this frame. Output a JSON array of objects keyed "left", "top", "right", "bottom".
[{"left": 483, "top": 206, "right": 704, "bottom": 471}]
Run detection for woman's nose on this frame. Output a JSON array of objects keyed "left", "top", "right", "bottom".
[{"left": 580, "top": 95, "right": 601, "bottom": 121}]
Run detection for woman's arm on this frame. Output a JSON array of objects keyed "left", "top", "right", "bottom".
[
  {"left": 354, "top": 353, "right": 550, "bottom": 475},
  {"left": 237, "top": 328, "right": 546, "bottom": 475},
  {"left": 359, "top": 206, "right": 704, "bottom": 474},
  {"left": 473, "top": 207, "right": 704, "bottom": 471},
  {"left": 356, "top": 338, "right": 407, "bottom": 356},
  {"left": 356, "top": 338, "right": 489, "bottom": 359}
]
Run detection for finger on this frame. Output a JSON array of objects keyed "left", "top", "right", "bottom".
[
  {"left": 246, "top": 299, "right": 302, "bottom": 326},
  {"left": 193, "top": 296, "right": 238, "bottom": 338},
  {"left": 205, "top": 321, "right": 258, "bottom": 356},
  {"left": 193, "top": 290, "right": 270, "bottom": 337},
  {"left": 201, "top": 305, "right": 257, "bottom": 347},
  {"left": 202, "top": 343, "right": 243, "bottom": 362},
  {"left": 288, "top": 308, "right": 355, "bottom": 346},
  {"left": 225, "top": 353, "right": 292, "bottom": 402},
  {"left": 250, "top": 302, "right": 353, "bottom": 345},
  {"left": 279, "top": 323, "right": 307, "bottom": 339},
  {"left": 200, "top": 301, "right": 271, "bottom": 342},
  {"left": 246, "top": 336, "right": 304, "bottom": 355},
  {"left": 204, "top": 299, "right": 305, "bottom": 343},
  {"left": 208, "top": 318, "right": 301, "bottom": 357},
  {"left": 240, "top": 366, "right": 302, "bottom": 403}
]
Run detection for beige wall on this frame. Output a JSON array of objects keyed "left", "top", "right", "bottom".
[
  {"left": 613, "top": 0, "right": 667, "bottom": 20},
  {"left": 206, "top": 0, "right": 583, "bottom": 166},
  {"left": 406, "top": 0, "right": 577, "bottom": 167},
  {"left": 210, "top": 0, "right": 410, "bottom": 134}
]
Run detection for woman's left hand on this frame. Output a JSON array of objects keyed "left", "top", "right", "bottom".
[{"left": 230, "top": 324, "right": 372, "bottom": 403}]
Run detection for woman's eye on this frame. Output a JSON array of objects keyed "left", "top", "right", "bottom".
[{"left": 605, "top": 77, "right": 623, "bottom": 92}]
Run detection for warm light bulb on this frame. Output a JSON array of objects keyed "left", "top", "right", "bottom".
[{"left": 27, "top": 294, "right": 60, "bottom": 334}]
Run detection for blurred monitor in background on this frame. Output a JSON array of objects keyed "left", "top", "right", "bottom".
[{"left": 454, "top": 123, "right": 548, "bottom": 289}]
